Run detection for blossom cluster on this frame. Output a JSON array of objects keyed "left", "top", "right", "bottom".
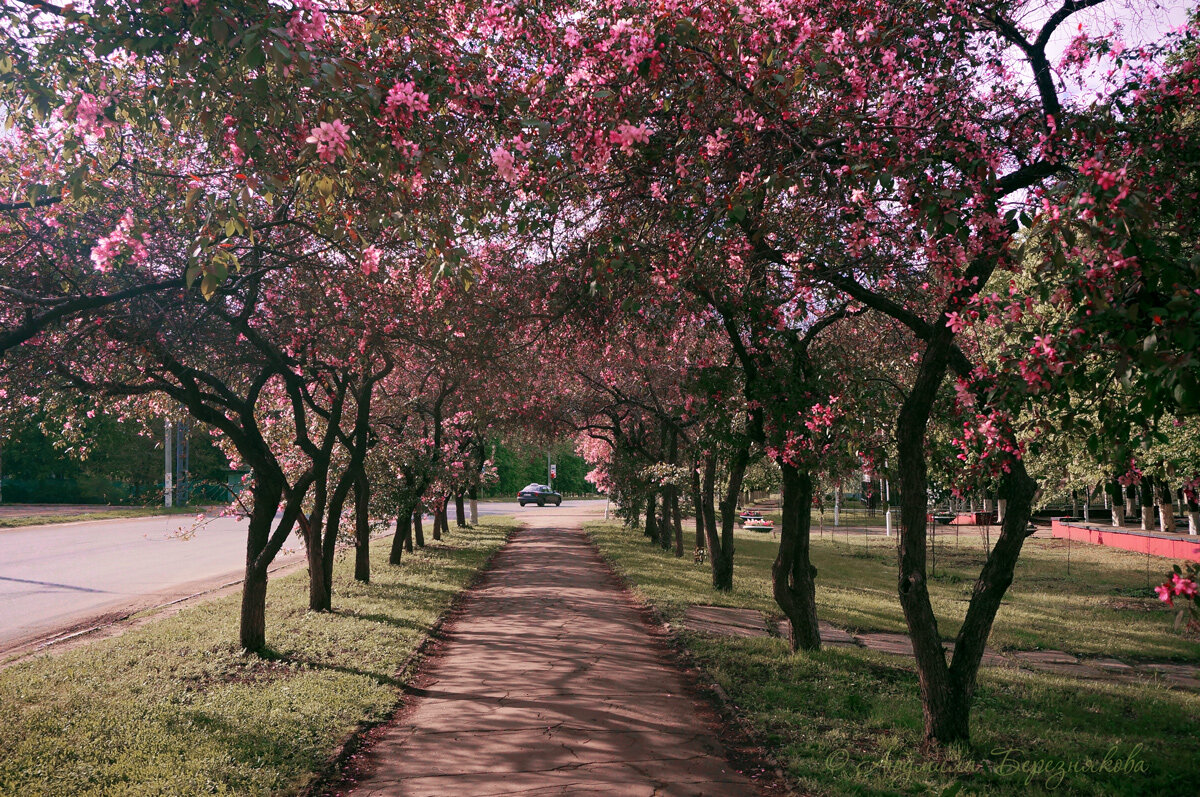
[
  {"left": 90, "top": 211, "right": 148, "bottom": 272},
  {"left": 306, "top": 119, "right": 350, "bottom": 163},
  {"left": 1154, "top": 564, "right": 1199, "bottom": 633},
  {"left": 286, "top": 0, "right": 327, "bottom": 44}
]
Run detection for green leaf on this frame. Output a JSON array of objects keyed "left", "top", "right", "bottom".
[{"left": 729, "top": 205, "right": 747, "bottom": 222}]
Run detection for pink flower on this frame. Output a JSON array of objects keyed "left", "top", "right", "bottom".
[
  {"left": 361, "top": 246, "right": 381, "bottom": 276},
  {"left": 1172, "top": 574, "right": 1197, "bottom": 599},
  {"left": 855, "top": 23, "right": 874, "bottom": 43},
  {"left": 287, "top": 0, "right": 326, "bottom": 44},
  {"left": 385, "top": 80, "right": 430, "bottom": 117},
  {"left": 74, "top": 93, "right": 108, "bottom": 140},
  {"left": 306, "top": 119, "right": 350, "bottom": 163},
  {"left": 609, "top": 121, "right": 651, "bottom": 155},
  {"left": 90, "top": 210, "right": 148, "bottom": 272},
  {"left": 1155, "top": 582, "right": 1174, "bottom": 605},
  {"left": 945, "top": 311, "right": 967, "bottom": 333},
  {"left": 490, "top": 145, "right": 519, "bottom": 183},
  {"left": 829, "top": 28, "right": 846, "bottom": 54}
]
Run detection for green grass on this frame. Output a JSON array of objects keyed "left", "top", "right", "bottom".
[
  {"left": 588, "top": 521, "right": 1200, "bottom": 796},
  {"left": 0, "top": 518, "right": 513, "bottom": 796},
  {"left": 0, "top": 506, "right": 201, "bottom": 528},
  {"left": 593, "top": 522, "right": 1200, "bottom": 661}
]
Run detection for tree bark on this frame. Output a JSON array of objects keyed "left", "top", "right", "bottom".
[
  {"left": 414, "top": 502, "right": 425, "bottom": 547},
  {"left": 1141, "top": 477, "right": 1156, "bottom": 530},
  {"left": 354, "top": 473, "right": 371, "bottom": 583},
  {"left": 1125, "top": 483, "right": 1138, "bottom": 519},
  {"left": 306, "top": 514, "right": 330, "bottom": 612},
  {"left": 469, "top": 484, "right": 479, "bottom": 525},
  {"left": 455, "top": 491, "right": 466, "bottom": 527},
  {"left": 774, "top": 462, "right": 820, "bottom": 651},
  {"left": 1158, "top": 480, "right": 1176, "bottom": 533},
  {"left": 895, "top": 326, "right": 1044, "bottom": 747},
  {"left": 645, "top": 492, "right": 657, "bottom": 539},
  {"left": 239, "top": 474, "right": 283, "bottom": 651},
  {"left": 672, "top": 486, "right": 684, "bottom": 558},
  {"left": 659, "top": 488, "right": 672, "bottom": 551},
  {"left": 390, "top": 503, "right": 412, "bottom": 565},
  {"left": 1109, "top": 479, "right": 1125, "bottom": 527},
  {"left": 692, "top": 464, "right": 705, "bottom": 551}
]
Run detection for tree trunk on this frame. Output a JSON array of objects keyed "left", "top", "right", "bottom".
[
  {"left": 692, "top": 465, "right": 705, "bottom": 551},
  {"left": 1141, "top": 477, "right": 1156, "bottom": 530},
  {"left": 1109, "top": 479, "right": 1125, "bottom": 527},
  {"left": 1187, "top": 495, "right": 1199, "bottom": 535},
  {"left": 455, "top": 491, "right": 466, "bottom": 527},
  {"left": 1124, "top": 483, "right": 1138, "bottom": 519},
  {"left": 469, "top": 484, "right": 479, "bottom": 525},
  {"left": 774, "top": 463, "right": 820, "bottom": 652},
  {"left": 672, "top": 487, "right": 684, "bottom": 558},
  {"left": 1158, "top": 480, "right": 1176, "bottom": 533},
  {"left": 390, "top": 504, "right": 412, "bottom": 565},
  {"left": 659, "top": 487, "right": 672, "bottom": 551},
  {"left": 239, "top": 475, "right": 283, "bottom": 652},
  {"left": 435, "top": 496, "right": 449, "bottom": 539},
  {"left": 414, "top": 503, "right": 425, "bottom": 547},
  {"left": 354, "top": 473, "right": 371, "bottom": 582},
  {"left": 894, "top": 328, "right": 1042, "bottom": 747},
  {"left": 306, "top": 513, "right": 330, "bottom": 612},
  {"left": 644, "top": 492, "right": 657, "bottom": 539}
]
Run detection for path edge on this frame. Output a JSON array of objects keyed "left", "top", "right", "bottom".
[
  {"left": 580, "top": 527, "right": 798, "bottom": 797},
  {"left": 299, "top": 522, "right": 520, "bottom": 797}
]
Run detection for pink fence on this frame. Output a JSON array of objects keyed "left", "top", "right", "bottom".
[{"left": 1050, "top": 519, "right": 1200, "bottom": 562}]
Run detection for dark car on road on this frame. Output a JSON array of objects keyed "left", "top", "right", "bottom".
[{"left": 518, "top": 484, "right": 562, "bottom": 507}]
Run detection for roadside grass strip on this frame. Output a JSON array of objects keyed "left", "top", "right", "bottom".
[
  {"left": 587, "top": 521, "right": 1200, "bottom": 796},
  {"left": 0, "top": 507, "right": 205, "bottom": 529},
  {"left": 0, "top": 518, "right": 513, "bottom": 796}
]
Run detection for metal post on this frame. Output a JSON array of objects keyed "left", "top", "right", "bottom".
[
  {"left": 164, "top": 419, "right": 173, "bottom": 508},
  {"left": 885, "top": 508, "right": 892, "bottom": 537},
  {"left": 833, "top": 483, "right": 840, "bottom": 527}
]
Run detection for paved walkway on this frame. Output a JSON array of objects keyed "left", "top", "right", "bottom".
[
  {"left": 682, "top": 607, "right": 1200, "bottom": 690},
  {"left": 348, "top": 523, "right": 760, "bottom": 796}
]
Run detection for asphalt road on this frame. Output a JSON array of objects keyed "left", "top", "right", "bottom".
[{"left": 0, "top": 498, "right": 609, "bottom": 654}]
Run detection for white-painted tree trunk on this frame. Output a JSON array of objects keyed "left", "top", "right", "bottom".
[
  {"left": 470, "top": 498, "right": 478, "bottom": 525},
  {"left": 1189, "top": 511, "right": 1199, "bottom": 536},
  {"left": 1112, "top": 504, "right": 1124, "bottom": 527},
  {"left": 1083, "top": 487, "right": 1091, "bottom": 522},
  {"left": 997, "top": 498, "right": 1007, "bottom": 523},
  {"left": 1159, "top": 502, "right": 1176, "bottom": 534},
  {"left": 1142, "top": 505, "right": 1156, "bottom": 531}
]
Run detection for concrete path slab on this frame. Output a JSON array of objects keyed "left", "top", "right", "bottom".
[{"left": 346, "top": 524, "right": 761, "bottom": 796}]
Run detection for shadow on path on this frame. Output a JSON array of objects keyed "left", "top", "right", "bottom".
[{"left": 345, "top": 526, "right": 762, "bottom": 797}]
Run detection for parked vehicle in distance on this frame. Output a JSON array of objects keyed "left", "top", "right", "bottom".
[
  {"left": 739, "top": 510, "right": 764, "bottom": 522},
  {"left": 518, "top": 484, "right": 562, "bottom": 507}
]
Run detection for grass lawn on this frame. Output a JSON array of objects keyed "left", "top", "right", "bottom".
[
  {"left": 0, "top": 506, "right": 204, "bottom": 528},
  {"left": 588, "top": 521, "right": 1200, "bottom": 796},
  {"left": 0, "top": 517, "right": 513, "bottom": 796}
]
